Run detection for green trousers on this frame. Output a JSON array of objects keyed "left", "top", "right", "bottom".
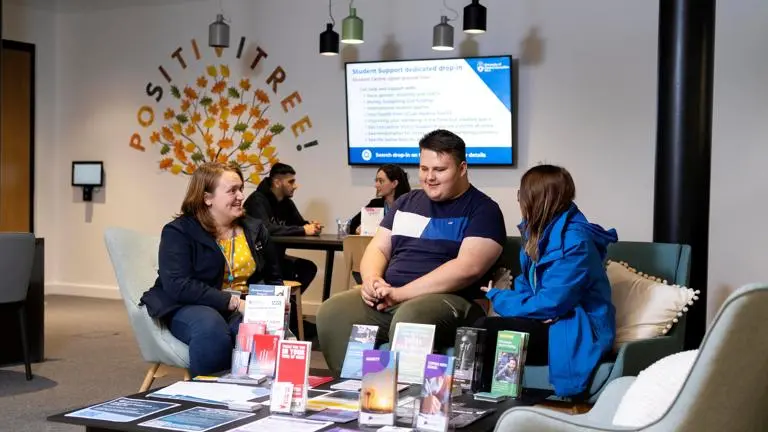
[{"left": 316, "top": 288, "right": 486, "bottom": 374}]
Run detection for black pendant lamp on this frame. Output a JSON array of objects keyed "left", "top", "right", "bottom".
[
  {"left": 463, "top": 0, "right": 487, "bottom": 34},
  {"left": 319, "top": 0, "right": 339, "bottom": 56}
]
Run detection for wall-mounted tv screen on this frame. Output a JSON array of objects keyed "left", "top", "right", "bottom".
[{"left": 345, "top": 55, "right": 514, "bottom": 166}]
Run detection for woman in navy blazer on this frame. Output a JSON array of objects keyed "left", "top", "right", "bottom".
[{"left": 141, "top": 162, "right": 283, "bottom": 376}]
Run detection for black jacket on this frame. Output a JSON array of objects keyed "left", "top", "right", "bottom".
[
  {"left": 243, "top": 178, "right": 308, "bottom": 237},
  {"left": 348, "top": 197, "right": 385, "bottom": 234},
  {"left": 140, "top": 215, "right": 283, "bottom": 319}
]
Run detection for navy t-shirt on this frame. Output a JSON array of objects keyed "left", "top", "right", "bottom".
[{"left": 379, "top": 185, "right": 506, "bottom": 298}]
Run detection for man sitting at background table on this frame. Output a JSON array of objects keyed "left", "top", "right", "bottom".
[
  {"left": 316, "top": 129, "right": 506, "bottom": 373},
  {"left": 244, "top": 162, "right": 322, "bottom": 339}
]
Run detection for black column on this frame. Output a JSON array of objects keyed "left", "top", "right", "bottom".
[{"left": 654, "top": 0, "right": 715, "bottom": 349}]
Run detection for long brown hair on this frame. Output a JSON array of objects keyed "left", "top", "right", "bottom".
[
  {"left": 178, "top": 162, "right": 244, "bottom": 235},
  {"left": 519, "top": 165, "right": 575, "bottom": 261}
]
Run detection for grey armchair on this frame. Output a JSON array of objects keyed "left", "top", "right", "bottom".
[
  {"left": 495, "top": 282, "right": 768, "bottom": 431},
  {"left": 0, "top": 232, "right": 36, "bottom": 380},
  {"left": 104, "top": 227, "right": 190, "bottom": 391}
]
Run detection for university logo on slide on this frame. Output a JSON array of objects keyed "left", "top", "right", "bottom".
[
  {"left": 476, "top": 61, "right": 485, "bottom": 73},
  {"left": 128, "top": 37, "right": 318, "bottom": 184},
  {"left": 361, "top": 149, "right": 373, "bottom": 161}
]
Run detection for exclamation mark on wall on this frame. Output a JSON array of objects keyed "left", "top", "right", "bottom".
[{"left": 296, "top": 140, "right": 318, "bottom": 151}]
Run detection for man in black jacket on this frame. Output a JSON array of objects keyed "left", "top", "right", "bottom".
[{"left": 243, "top": 163, "right": 321, "bottom": 338}]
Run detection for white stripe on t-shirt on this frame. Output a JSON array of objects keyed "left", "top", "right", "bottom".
[{"left": 391, "top": 211, "right": 430, "bottom": 239}]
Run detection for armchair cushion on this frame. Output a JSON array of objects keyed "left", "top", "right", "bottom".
[
  {"left": 611, "top": 349, "right": 698, "bottom": 427},
  {"left": 607, "top": 260, "right": 699, "bottom": 349}
]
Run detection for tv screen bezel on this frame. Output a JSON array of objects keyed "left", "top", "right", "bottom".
[
  {"left": 71, "top": 161, "right": 104, "bottom": 187},
  {"left": 344, "top": 54, "right": 517, "bottom": 168}
]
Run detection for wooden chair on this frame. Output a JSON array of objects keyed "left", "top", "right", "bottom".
[
  {"left": 342, "top": 235, "right": 374, "bottom": 291},
  {"left": 284, "top": 280, "right": 304, "bottom": 340}
]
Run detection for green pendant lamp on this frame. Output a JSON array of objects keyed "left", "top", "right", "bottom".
[{"left": 341, "top": 1, "right": 364, "bottom": 44}]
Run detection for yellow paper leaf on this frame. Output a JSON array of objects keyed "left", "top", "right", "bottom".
[
  {"left": 247, "top": 154, "right": 259, "bottom": 164},
  {"left": 171, "top": 164, "right": 183, "bottom": 175},
  {"left": 184, "top": 125, "right": 196, "bottom": 136},
  {"left": 242, "top": 131, "right": 255, "bottom": 143},
  {"left": 262, "top": 146, "right": 275, "bottom": 158},
  {"left": 185, "top": 143, "right": 196, "bottom": 152},
  {"left": 220, "top": 64, "right": 230, "bottom": 78},
  {"left": 206, "top": 65, "right": 218, "bottom": 77},
  {"left": 172, "top": 123, "right": 182, "bottom": 134},
  {"left": 203, "top": 117, "right": 216, "bottom": 129}
]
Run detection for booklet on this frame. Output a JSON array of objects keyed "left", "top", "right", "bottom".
[
  {"left": 65, "top": 397, "right": 178, "bottom": 423},
  {"left": 390, "top": 323, "right": 435, "bottom": 384},
  {"left": 306, "top": 390, "right": 361, "bottom": 412},
  {"left": 307, "top": 408, "right": 359, "bottom": 423},
  {"left": 360, "top": 207, "right": 385, "bottom": 236},
  {"left": 228, "top": 415, "right": 332, "bottom": 432},
  {"left": 274, "top": 340, "right": 312, "bottom": 413},
  {"left": 415, "top": 354, "right": 456, "bottom": 432},
  {"left": 330, "top": 379, "right": 409, "bottom": 392},
  {"left": 250, "top": 334, "right": 280, "bottom": 377},
  {"left": 340, "top": 324, "right": 380, "bottom": 380},
  {"left": 490, "top": 330, "right": 529, "bottom": 398},
  {"left": 243, "top": 295, "right": 286, "bottom": 337},
  {"left": 138, "top": 406, "right": 253, "bottom": 432},
  {"left": 147, "top": 381, "right": 269, "bottom": 406},
  {"left": 453, "top": 327, "right": 487, "bottom": 393},
  {"left": 359, "top": 350, "right": 398, "bottom": 427}
]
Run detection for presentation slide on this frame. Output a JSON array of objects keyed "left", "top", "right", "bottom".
[{"left": 346, "top": 56, "right": 513, "bottom": 166}]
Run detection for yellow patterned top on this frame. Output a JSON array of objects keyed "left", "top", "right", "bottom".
[{"left": 217, "top": 232, "right": 256, "bottom": 293}]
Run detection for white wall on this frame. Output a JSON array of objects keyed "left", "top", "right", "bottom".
[
  {"left": 708, "top": 0, "right": 768, "bottom": 322},
  {"left": 6, "top": 0, "right": 658, "bottom": 312},
  {"left": 12, "top": 0, "right": 764, "bottom": 320}
]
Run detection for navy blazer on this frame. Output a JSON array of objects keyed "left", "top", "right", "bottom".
[{"left": 140, "top": 214, "right": 283, "bottom": 319}]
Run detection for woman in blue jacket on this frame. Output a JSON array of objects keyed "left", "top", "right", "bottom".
[
  {"left": 140, "top": 162, "right": 283, "bottom": 376},
  {"left": 478, "top": 164, "right": 617, "bottom": 397}
]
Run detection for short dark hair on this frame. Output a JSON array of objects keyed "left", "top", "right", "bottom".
[
  {"left": 268, "top": 162, "right": 295, "bottom": 178},
  {"left": 418, "top": 129, "right": 466, "bottom": 164}
]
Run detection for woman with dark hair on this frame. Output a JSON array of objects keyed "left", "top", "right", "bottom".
[
  {"left": 348, "top": 164, "right": 411, "bottom": 235},
  {"left": 477, "top": 164, "right": 618, "bottom": 398},
  {"left": 140, "top": 162, "right": 283, "bottom": 376}
]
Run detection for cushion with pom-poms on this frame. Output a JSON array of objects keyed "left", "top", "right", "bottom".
[{"left": 607, "top": 260, "right": 699, "bottom": 350}]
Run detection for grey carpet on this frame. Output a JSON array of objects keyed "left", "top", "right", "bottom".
[{"left": 0, "top": 295, "right": 327, "bottom": 432}]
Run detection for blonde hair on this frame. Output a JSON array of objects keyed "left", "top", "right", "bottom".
[{"left": 178, "top": 162, "right": 244, "bottom": 235}]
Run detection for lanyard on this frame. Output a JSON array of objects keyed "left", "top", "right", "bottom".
[{"left": 219, "top": 228, "right": 236, "bottom": 288}]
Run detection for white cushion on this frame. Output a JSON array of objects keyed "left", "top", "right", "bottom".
[
  {"left": 607, "top": 261, "right": 699, "bottom": 349},
  {"left": 612, "top": 350, "right": 698, "bottom": 427}
]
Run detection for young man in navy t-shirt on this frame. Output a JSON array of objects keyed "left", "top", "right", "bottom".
[{"left": 317, "top": 129, "right": 506, "bottom": 373}]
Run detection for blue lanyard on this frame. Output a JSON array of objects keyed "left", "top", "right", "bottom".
[{"left": 219, "top": 228, "right": 236, "bottom": 288}]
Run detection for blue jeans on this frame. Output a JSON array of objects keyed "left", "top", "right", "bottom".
[{"left": 167, "top": 305, "right": 243, "bottom": 377}]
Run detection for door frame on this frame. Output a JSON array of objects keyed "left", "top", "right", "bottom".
[{"left": 1, "top": 39, "right": 36, "bottom": 233}]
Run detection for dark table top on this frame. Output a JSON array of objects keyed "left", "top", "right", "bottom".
[
  {"left": 48, "top": 377, "right": 548, "bottom": 432},
  {"left": 272, "top": 234, "right": 345, "bottom": 251}
]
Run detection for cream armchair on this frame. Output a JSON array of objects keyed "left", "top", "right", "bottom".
[{"left": 104, "top": 227, "right": 190, "bottom": 391}]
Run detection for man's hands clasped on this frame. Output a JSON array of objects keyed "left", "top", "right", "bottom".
[{"left": 361, "top": 277, "right": 403, "bottom": 311}]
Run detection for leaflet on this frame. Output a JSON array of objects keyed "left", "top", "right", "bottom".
[
  {"left": 138, "top": 406, "right": 253, "bottom": 432},
  {"left": 227, "top": 415, "right": 332, "bottom": 432},
  {"left": 65, "top": 397, "right": 178, "bottom": 423}
]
